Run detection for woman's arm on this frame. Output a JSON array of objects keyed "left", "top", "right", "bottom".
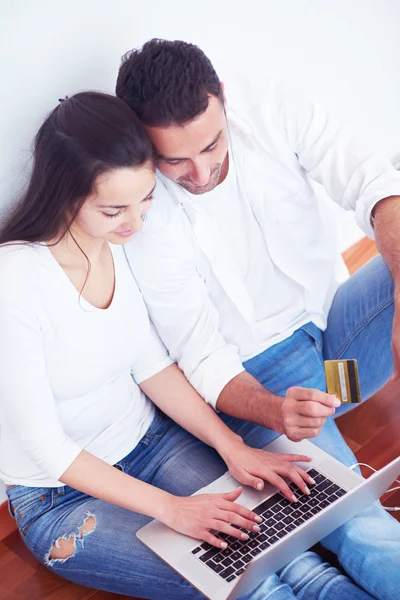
[
  {"left": 140, "top": 364, "right": 314, "bottom": 500},
  {"left": 141, "top": 364, "right": 242, "bottom": 452},
  {"left": 60, "top": 449, "right": 171, "bottom": 518},
  {"left": 60, "top": 449, "right": 263, "bottom": 549}
]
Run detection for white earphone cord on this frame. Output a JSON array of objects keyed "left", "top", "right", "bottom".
[{"left": 349, "top": 462, "right": 400, "bottom": 512}]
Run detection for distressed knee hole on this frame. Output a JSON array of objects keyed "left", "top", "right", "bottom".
[
  {"left": 79, "top": 515, "right": 96, "bottom": 538},
  {"left": 47, "top": 513, "right": 96, "bottom": 564},
  {"left": 49, "top": 535, "right": 76, "bottom": 560}
]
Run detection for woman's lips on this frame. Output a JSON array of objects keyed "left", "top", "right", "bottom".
[{"left": 115, "top": 230, "right": 135, "bottom": 237}]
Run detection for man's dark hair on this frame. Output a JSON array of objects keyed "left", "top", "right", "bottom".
[{"left": 116, "top": 39, "right": 223, "bottom": 127}]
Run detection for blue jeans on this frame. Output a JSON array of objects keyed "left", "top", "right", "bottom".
[
  {"left": 6, "top": 256, "right": 395, "bottom": 599},
  {"left": 7, "top": 410, "right": 373, "bottom": 600}
]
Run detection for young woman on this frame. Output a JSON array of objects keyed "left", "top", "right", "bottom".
[{"left": 0, "top": 92, "right": 373, "bottom": 600}]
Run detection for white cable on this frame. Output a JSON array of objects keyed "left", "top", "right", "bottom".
[{"left": 349, "top": 462, "right": 400, "bottom": 512}]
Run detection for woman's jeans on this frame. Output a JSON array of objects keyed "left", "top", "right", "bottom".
[{"left": 7, "top": 256, "right": 397, "bottom": 599}]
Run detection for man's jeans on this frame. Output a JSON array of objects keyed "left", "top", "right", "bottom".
[{"left": 241, "top": 255, "right": 398, "bottom": 599}]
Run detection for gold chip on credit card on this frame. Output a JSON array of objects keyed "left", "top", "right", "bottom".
[{"left": 324, "top": 359, "right": 361, "bottom": 404}]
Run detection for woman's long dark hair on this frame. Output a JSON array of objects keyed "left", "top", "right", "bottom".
[{"left": 0, "top": 92, "right": 154, "bottom": 245}]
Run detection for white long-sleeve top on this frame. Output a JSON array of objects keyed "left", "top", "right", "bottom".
[
  {"left": 0, "top": 243, "right": 172, "bottom": 487},
  {"left": 125, "top": 79, "right": 400, "bottom": 409}
]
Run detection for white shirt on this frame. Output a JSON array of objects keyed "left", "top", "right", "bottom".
[
  {"left": 179, "top": 148, "right": 311, "bottom": 361},
  {"left": 0, "top": 243, "right": 172, "bottom": 487},
  {"left": 126, "top": 78, "right": 400, "bottom": 409}
]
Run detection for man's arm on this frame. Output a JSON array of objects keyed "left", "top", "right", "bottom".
[
  {"left": 266, "top": 81, "right": 400, "bottom": 238},
  {"left": 216, "top": 371, "right": 339, "bottom": 440},
  {"left": 217, "top": 371, "right": 283, "bottom": 431},
  {"left": 373, "top": 195, "right": 400, "bottom": 378},
  {"left": 267, "top": 84, "right": 400, "bottom": 376},
  {"left": 374, "top": 195, "right": 400, "bottom": 280}
]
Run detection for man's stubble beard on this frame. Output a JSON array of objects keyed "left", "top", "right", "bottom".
[{"left": 176, "top": 163, "right": 223, "bottom": 195}]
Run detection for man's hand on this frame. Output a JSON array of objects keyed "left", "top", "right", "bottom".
[
  {"left": 281, "top": 387, "right": 341, "bottom": 442},
  {"left": 217, "top": 372, "right": 342, "bottom": 437}
]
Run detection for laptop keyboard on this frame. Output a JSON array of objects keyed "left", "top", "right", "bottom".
[{"left": 191, "top": 468, "right": 347, "bottom": 583}]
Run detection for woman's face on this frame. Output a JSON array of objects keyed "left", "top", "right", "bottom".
[{"left": 74, "top": 163, "right": 155, "bottom": 245}]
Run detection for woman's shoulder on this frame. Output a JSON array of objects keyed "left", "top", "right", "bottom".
[
  {"left": 0, "top": 243, "right": 49, "bottom": 298},
  {"left": 0, "top": 242, "right": 46, "bottom": 270}
]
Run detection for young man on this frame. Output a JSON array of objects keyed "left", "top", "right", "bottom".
[{"left": 116, "top": 39, "right": 400, "bottom": 598}]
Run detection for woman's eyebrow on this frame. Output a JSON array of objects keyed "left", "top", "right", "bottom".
[{"left": 97, "top": 183, "right": 156, "bottom": 208}]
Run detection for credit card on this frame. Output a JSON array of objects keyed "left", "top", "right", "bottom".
[{"left": 324, "top": 359, "right": 361, "bottom": 404}]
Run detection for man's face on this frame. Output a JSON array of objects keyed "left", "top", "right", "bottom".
[{"left": 145, "top": 94, "right": 229, "bottom": 195}]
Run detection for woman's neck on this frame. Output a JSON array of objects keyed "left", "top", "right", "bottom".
[{"left": 48, "top": 227, "right": 107, "bottom": 267}]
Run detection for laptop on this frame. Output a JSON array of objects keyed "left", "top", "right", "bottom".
[{"left": 137, "top": 435, "right": 400, "bottom": 600}]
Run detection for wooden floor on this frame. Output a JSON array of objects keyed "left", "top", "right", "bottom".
[{"left": 1, "top": 237, "right": 399, "bottom": 600}]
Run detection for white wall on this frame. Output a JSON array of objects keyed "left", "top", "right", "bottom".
[{"left": 1, "top": 0, "right": 400, "bottom": 503}]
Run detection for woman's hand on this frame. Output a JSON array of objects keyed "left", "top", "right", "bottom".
[
  {"left": 160, "top": 487, "right": 262, "bottom": 549},
  {"left": 219, "top": 441, "right": 315, "bottom": 501}
]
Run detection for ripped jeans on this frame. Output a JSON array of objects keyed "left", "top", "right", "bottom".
[{"left": 6, "top": 256, "right": 397, "bottom": 599}]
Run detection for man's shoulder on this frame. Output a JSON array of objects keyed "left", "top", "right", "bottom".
[
  {"left": 224, "top": 74, "right": 273, "bottom": 113},
  {"left": 144, "top": 176, "right": 187, "bottom": 230},
  {"left": 225, "top": 75, "right": 310, "bottom": 134},
  {"left": 150, "top": 174, "right": 176, "bottom": 210}
]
